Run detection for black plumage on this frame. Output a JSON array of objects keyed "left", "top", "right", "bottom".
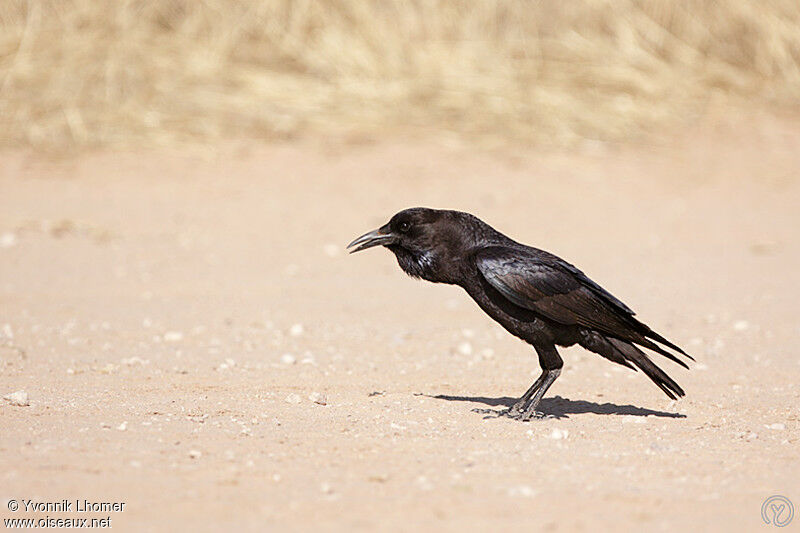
[{"left": 348, "top": 208, "right": 692, "bottom": 420}]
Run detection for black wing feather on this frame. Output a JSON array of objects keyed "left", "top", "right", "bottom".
[{"left": 475, "top": 246, "right": 691, "bottom": 366}]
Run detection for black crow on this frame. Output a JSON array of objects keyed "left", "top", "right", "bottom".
[{"left": 348, "top": 208, "right": 693, "bottom": 420}]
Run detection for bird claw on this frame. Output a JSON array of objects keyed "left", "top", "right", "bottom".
[
  {"left": 506, "top": 409, "right": 552, "bottom": 421},
  {"left": 521, "top": 410, "right": 554, "bottom": 421},
  {"left": 471, "top": 407, "right": 553, "bottom": 421},
  {"left": 504, "top": 408, "right": 525, "bottom": 420}
]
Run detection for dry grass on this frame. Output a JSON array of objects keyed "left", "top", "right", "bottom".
[{"left": 1, "top": 0, "right": 800, "bottom": 150}]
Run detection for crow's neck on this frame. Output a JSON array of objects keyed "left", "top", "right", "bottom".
[{"left": 391, "top": 247, "right": 447, "bottom": 283}]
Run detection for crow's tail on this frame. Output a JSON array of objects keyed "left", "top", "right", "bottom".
[{"left": 580, "top": 333, "right": 686, "bottom": 400}]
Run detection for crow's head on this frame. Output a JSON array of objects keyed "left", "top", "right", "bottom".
[{"left": 348, "top": 207, "right": 497, "bottom": 283}]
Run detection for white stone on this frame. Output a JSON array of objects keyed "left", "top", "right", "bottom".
[
  {"left": 416, "top": 476, "right": 434, "bottom": 491},
  {"left": 309, "top": 392, "right": 327, "bottom": 405},
  {"left": 285, "top": 393, "right": 301, "bottom": 404},
  {"left": 507, "top": 485, "right": 538, "bottom": 498},
  {"left": 289, "top": 324, "right": 304, "bottom": 337},
  {"left": 3, "top": 390, "right": 29, "bottom": 406},
  {"left": 733, "top": 320, "right": 749, "bottom": 331},
  {"left": 164, "top": 331, "right": 184, "bottom": 342},
  {"left": 0, "top": 232, "right": 17, "bottom": 248},
  {"left": 121, "top": 356, "right": 149, "bottom": 366},
  {"left": 280, "top": 353, "right": 296, "bottom": 365}
]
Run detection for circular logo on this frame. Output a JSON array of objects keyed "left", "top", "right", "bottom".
[
  {"left": 762, "top": 495, "right": 794, "bottom": 527},
  {"left": 7, "top": 499, "right": 19, "bottom": 512}
]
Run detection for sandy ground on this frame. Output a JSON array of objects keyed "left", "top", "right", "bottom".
[{"left": 1, "top": 121, "right": 799, "bottom": 532}]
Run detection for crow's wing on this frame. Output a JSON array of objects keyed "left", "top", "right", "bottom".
[
  {"left": 475, "top": 246, "right": 692, "bottom": 368},
  {"left": 475, "top": 246, "right": 634, "bottom": 334}
]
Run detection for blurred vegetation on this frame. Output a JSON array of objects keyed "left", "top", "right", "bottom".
[{"left": 1, "top": 0, "right": 799, "bottom": 150}]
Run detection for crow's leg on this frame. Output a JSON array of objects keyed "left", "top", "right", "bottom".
[
  {"left": 506, "top": 372, "right": 547, "bottom": 417},
  {"left": 519, "top": 344, "right": 563, "bottom": 421},
  {"left": 520, "top": 369, "right": 561, "bottom": 420}
]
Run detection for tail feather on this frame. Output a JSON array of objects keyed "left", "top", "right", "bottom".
[
  {"left": 636, "top": 322, "right": 695, "bottom": 361},
  {"left": 579, "top": 332, "right": 686, "bottom": 400},
  {"left": 635, "top": 337, "right": 690, "bottom": 369},
  {"left": 608, "top": 338, "right": 685, "bottom": 399}
]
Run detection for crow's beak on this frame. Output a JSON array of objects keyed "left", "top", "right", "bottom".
[{"left": 347, "top": 225, "right": 396, "bottom": 254}]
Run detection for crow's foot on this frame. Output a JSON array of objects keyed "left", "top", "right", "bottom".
[
  {"left": 521, "top": 410, "right": 554, "bottom": 421},
  {"left": 471, "top": 407, "right": 553, "bottom": 421}
]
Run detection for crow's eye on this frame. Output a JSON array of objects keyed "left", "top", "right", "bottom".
[{"left": 398, "top": 221, "right": 411, "bottom": 233}]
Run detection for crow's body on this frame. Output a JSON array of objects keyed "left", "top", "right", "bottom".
[{"left": 348, "top": 208, "right": 692, "bottom": 420}]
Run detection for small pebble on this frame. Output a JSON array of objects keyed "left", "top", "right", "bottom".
[
  {"left": 289, "top": 324, "right": 304, "bottom": 337},
  {"left": 0, "top": 232, "right": 17, "bottom": 248},
  {"left": 188, "top": 450, "right": 202, "bottom": 459},
  {"left": 218, "top": 358, "right": 237, "bottom": 370},
  {"left": 416, "top": 476, "right": 434, "bottom": 491},
  {"left": 98, "top": 363, "right": 116, "bottom": 374},
  {"left": 548, "top": 428, "right": 569, "bottom": 440},
  {"left": 733, "top": 320, "right": 749, "bottom": 331},
  {"left": 117, "top": 422, "right": 128, "bottom": 431},
  {"left": 285, "top": 393, "right": 302, "bottom": 404},
  {"left": 3, "top": 390, "right": 29, "bottom": 406},
  {"left": 121, "top": 356, "right": 149, "bottom": 366},
  {"left": 507, "top": 485, "right": 537, "bottom": 498},
  {"left": 765, "top": 423, "right": 786, "bottom": 431},
  {"left": 164, "top": 331, "right": 184, "bottom": 342},
  {"left": 309, "top": 392, "right": 327, "bottom": 405},
  {"left": 280, "top": 353, "right": 296, "bottom": 365},
  {"left": 320, "top": 482, "right": 334, "bottom": 494},
  {"left": 457, "top": 342, "right": 473, "bottom": 356}
]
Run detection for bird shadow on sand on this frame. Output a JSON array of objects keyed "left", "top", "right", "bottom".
[{"left": 427, "top": 394, "right": 685, "bottom": 419}]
